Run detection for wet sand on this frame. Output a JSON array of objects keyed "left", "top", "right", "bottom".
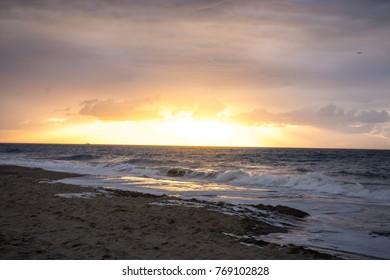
[{"left": 0, "top": 165, "right": 337, "bottom": 259}]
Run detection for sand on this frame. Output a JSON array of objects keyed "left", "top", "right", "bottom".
[{"left": 0, "top": 165, "right": 337, "bottom": 260}]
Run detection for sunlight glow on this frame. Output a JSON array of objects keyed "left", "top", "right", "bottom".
[
  {"left": 17, "top": 116, "right": 288, "bottom": 147},
  {"left": 157, "top": 118, "right": 235, "bottom": 145}
]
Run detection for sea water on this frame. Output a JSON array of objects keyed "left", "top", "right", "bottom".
[{"left": 1, "top": 143, "right": 389, "bottom": 259}]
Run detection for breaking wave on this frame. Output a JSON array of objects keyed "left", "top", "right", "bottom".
[
  {"left": 55, "top": 154, "right": 101, "bottom": 161},
  {"left": 158, "top": 167, "right": 390, "bottom": 201},
  {"left": 163, "top": 167, "right": 217, "bottom": 178},
  {"left": 213, "top": 170, "right": 390, "bottom": 200}
]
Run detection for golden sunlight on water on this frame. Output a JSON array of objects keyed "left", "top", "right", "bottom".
[{"left": 118, "top": 176, "right": 255, "bottom": 192}]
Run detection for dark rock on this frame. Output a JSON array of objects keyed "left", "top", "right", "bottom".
[
  {"left": 107, "top": 189, "right": 161, "bottom": 198},
  {"left": 167, "top": 168, "right": 186, "bottom": 177},
  {"left": 240, "top": 238, "right": 270, "bottom": 247},
  {"left": 252, "top": 204, "right": 309, "bottom": 218},
  {"left": 370, "top": 231, "right": 390, "bottom": 238},
  {"left": 274, "top": 205, "right": 309, "bottom": 218}
]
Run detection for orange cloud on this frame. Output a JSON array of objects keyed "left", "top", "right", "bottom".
[{"left": 78, "top": 98, "right": 161, "bottom": 121}]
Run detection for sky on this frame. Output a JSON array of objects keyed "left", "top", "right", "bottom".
[{"left": 1, "top": 0, "right": 390, "bottom": 148}]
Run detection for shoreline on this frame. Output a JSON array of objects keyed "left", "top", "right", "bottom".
[{"left": 0, "top": 165, "right": 338, "bottom": 259}]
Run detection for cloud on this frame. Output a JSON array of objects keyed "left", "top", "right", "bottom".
[
  {"left": 317, "top": 104, "right": 390, "bottom": 124},
  {"left": 232, "top": 108, "right": 284, "bottom": 126},
  {"left": 1, "top": 0, "right": 390, "bottom": 139},
  {"left": 192, "top": 99, "right": 226, "bottom": 119},
  {"left": 78, "top": 96, "right": 230, "bottom": 122},
  {"left": 311, "top": 104, "right": 389, "bottom": 125},
  {"left": 292, "top": 105, "right": 390, "bottom": 135},
  {"left": 1, "top": 0, "right": 389, "bottom": 101},
  {"left": 234, "top": 104, "right": 390, "bottom": 136},
  {"left": 79, "top": 98, "right": 161, "bottom": 121}
]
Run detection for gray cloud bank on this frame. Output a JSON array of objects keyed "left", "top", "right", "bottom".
[
  {"left": 235, "top": 104, "right": 390, "bottom": 136},
  {"left": 1, "top": 0, "right": 389, "bottom": 97}
]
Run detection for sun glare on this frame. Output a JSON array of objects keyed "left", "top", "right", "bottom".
[
  {"left": 157, "top": 118, "right": 235, "bottom": 145},
  {"left": 27, "top": 110, "right": 285, "bottom": 147},
  {"left": 42, "top": 118, "right": 239, "bottom": 146}
]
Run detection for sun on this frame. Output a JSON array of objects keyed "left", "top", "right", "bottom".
[{"left": 157, "top": 117, "right": 236, "bottom": 145}]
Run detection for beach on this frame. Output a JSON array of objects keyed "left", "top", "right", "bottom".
[{"left": 0, "top": 165, "right": 336, "bottom": 260}]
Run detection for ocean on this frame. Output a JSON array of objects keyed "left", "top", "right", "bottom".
[{"left": 1, "top": 143, "right": 389, "bottom": 259}]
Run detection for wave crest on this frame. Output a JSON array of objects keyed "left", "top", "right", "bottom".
[
  {"left": 214, "top": 170, "right": 390, "bottom": 200},
  {"left": 164, "top": 167, "right": 217, "bottom": 178},
  {"left": 55, "top": 154, "right": 100, "bottom": 161}
]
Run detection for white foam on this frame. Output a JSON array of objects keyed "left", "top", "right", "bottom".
[
  {"left": 215, "top": 170, "right": 390, "bottom": 201},
  {"left": 215, "top": 169, "right": 248, "bottom": 181}
]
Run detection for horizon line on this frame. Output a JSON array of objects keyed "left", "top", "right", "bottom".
[{"left": 1, "top": 142, "right": 389, "bottom": 151}]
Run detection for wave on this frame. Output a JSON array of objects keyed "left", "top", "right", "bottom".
[
  {"left": 55, "top": 154, "right": 101, "bottom": 161},
  {"left": 151, "top": 166, "right": 390, "bottom": 200},
  {"left": 4, "top": 148, "right": 22, "bottom": 153},
  {"left": 163, "top": 167, "right": 218, "bottom": 178},
  {"left": 337, "top": 170, "right": 390, "bottom": 180},
  {"left": 166, "top": 168, "right": 187, "bottom": 177},
  {"left": 213, "top": 170, "right": 390, "bottom": 200},
  {"left": 1, "top": 150, "right": 389, "bottom": 201},
  {"left": 123, "top": 158, "right": 179, "bottom": 166}
]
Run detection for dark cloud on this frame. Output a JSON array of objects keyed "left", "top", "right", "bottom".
[
  {"left": 1, "top": 0, "right": 389, "bottom": 92},
  {"left": 0, "top": 0, "right": 230, "bottom": 20},
  {"left": 2, "top": 0, "right": 389, "bottom": 30}
]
